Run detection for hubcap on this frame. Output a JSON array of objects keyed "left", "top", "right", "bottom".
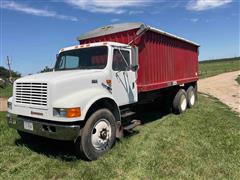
[
  {"left": 91, "top": 119, "right": 112, "bottom": 151},
  {"left": 180, "top": 95, "right": 187, "bottom": 111},
  {"left": 190, "top": 91, "right": 195, "bottom": 105}
]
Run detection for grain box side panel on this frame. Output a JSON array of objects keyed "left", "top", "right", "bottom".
[{"left": 137, "top": 31, "right": 198, "bottom": 92}]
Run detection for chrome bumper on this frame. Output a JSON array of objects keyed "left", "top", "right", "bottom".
[{"left": 7, "top": 113, "right": 81, "bottom": 141}]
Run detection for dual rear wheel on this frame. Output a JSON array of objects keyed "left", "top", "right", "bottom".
[{"left": 172, "top": 86, "right": 197, "bottom": 114}]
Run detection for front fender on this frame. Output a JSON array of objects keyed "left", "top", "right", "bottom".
[{"left": 53, "top": 88, "right": 115, "bottom": 121}]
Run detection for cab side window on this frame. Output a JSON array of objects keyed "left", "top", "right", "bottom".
[{"left": 112, "top": 49, "right": 130, "bottom": 71}]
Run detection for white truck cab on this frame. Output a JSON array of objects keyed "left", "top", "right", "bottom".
[{"left": 7, "top": 42, "right": 139, "bottom": 160}]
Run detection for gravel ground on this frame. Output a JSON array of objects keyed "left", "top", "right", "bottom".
[
  {"left": 0, "top": 98, "right": 7, "bottom": 112},
  {"left": 198, "top": 71, "right": 240, "bottom": 115}
]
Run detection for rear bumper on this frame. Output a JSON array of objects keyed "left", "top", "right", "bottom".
[{"left": 7, "top": 113, "right": 81, "bottom": 141}]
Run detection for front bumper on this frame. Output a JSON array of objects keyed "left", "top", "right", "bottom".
[{"left": 7, "top": 113, "right": 81, "bottom": 141}]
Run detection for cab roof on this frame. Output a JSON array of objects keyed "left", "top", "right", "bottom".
[{"left": 60, "top": 42, "right": 129, "bottom": 53}]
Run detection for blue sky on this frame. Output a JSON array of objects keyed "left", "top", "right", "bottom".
[{"left": 0, "top": 0, "right": 239, "bottom": 75}]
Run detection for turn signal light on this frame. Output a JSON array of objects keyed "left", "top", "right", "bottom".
[
  {"left": 66, "top": 108, "right": 81, "bottom": 118},
  {"left": 106, "top": 79, "right": 112, "bottom": 85}
]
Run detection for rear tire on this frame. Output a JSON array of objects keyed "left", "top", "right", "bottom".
[
  {"left": 75, "top": 108, "right": 116, "bottom": 161},
  {"left": 186, "top": 86, "right": 196, "bottom": 108},
  {"left": 172, "top": 89, "right": 187, "bottom": 114}
]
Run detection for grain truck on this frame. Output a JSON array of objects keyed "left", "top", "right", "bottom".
[{"left": 7, "top": 23, "right": 199, "bottom": 160}]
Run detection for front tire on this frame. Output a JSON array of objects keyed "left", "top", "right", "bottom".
[{"left": 75, "top": 108, "right": 116, "bottom": 161}]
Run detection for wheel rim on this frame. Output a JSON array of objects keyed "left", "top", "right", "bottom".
[
  {"left": 189, "top": 91, "right": 195, "bottom": 105},
  {"left": 180, "top": 95, "right": 187, "bottom": 111},
  {"left": 91, "top": 119, "right": 112, "bottom": 151}
]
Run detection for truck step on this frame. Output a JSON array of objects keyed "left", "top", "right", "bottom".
[
  {"left": 123, "top": 120, "right": 141, "bottom": 131},
  {"left": 121, "top": 111, "right": 136, "bottom": 118}
]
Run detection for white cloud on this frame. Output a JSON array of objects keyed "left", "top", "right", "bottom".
[
  {"left": 129, "top": 10, "right": 143, "bottom": 15},
  {"left": 64, "top": 0, "right": 152, "bottom": 14},
  {"left": 205, "top": 18, "right": 215, "bottom": 23},
  {"left": 190, "top": 18, "right": 199, "bottom": 22},
  {"left": 0, "top": 1, "right": 78, "bottom": 21},
  {"left": 187, "top": 0, "right": 232, "bottom": 11},
  {"left": 110, "top": 18, "right": 120, "bottom": 23}
]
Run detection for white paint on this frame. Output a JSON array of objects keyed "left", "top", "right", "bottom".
[
  {"left": 180, "top": 96, "right": 187, "bottom": 111},
  {"left": 190, "top": 92, "right": 195, "bottom": 105},
  {"left": 91, "top": 119, "right": 112, "bottom": 150},
  {"left": 111, "top": 47, "right": 138, "bottom": 106}
]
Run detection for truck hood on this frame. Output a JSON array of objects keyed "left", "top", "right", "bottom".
[
  {"left": 16, "top": 70, "right": 104, "bottom": 83},
  {"left": 14, "top": 69, "right": 110, "bottom": 110}
]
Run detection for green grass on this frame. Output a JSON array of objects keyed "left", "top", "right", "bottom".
[
  {"left": 199, "top": 57, "right": 240, "bottom": 78},
  {"left": 235, "top": 75, "right": 240, "bottom": 85},
  {"left": 0, "top": 95, "right": 240, "bottom": 179},
  {"left": 0, "top": 85, "right": 13, "bottom": 99}
]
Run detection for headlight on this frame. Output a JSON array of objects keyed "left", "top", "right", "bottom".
[
  {"left": 7, "top": 102, "right": 12, "bottom": 110},
  {"left": 53, "top": 107, "right": 81, "bottom": 118}
]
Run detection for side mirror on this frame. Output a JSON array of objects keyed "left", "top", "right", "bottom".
[{"left": 130, "top": 65, "right": 139, "bottom": 72}]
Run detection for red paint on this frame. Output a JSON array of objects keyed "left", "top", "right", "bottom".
[{"left": 80, "top": 29, "right": 199, "bottom": 92}]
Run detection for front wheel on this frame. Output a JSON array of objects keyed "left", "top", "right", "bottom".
[{"left": 75, "top": 108, "right": 116, "bottom": 161}]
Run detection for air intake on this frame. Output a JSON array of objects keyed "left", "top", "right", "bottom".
[{"left": 15, "top": 82, "right": 48, "bottom": 106}]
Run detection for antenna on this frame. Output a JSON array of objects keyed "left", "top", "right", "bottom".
[{"left": 6, "top": 56, "right": 13, "bottom": 83}]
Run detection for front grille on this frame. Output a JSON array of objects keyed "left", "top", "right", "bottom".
[{"left": 15, "top": 82, "right": 48, "bottom": 106}]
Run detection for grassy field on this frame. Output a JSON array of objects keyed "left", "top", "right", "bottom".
[
  {"left": 0, "top": 85, "right": 13, "bottom": 99},
  {"left": 0, "top": 95, "right": 239, "bottom": 179},
  {"left": 199, "top": 57, "right": 240, "bottom": 78}
]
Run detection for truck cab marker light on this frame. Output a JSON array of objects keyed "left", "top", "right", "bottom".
[{"left": 106, "top": 79, "right": 112, "bottom": 86}]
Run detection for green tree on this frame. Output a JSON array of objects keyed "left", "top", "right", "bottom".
[
  {"left": 0, "top": 66, "right": 21, "bottom": 78},
  {"left": 40, "top": 66, "right": 53, "bottom": 73}
]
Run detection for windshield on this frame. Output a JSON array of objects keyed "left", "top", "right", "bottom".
[{"left": 55, "top": 46, "right": 108, "bottom": 71}]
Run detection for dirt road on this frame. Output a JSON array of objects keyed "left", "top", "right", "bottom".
[
  {"left": 198, "top": 71, "right": 240, "bottom": 115},
  {"left": 0, "top": 98, "right": 7, "bottom": 112}
]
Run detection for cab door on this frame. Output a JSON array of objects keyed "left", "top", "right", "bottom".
[{"left": 111, "top": 48, "right": 138, "bottom": 106}]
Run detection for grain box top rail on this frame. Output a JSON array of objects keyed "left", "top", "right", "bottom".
[{"left": 77, "top": 22, "right": 200, "bottom": 47}]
